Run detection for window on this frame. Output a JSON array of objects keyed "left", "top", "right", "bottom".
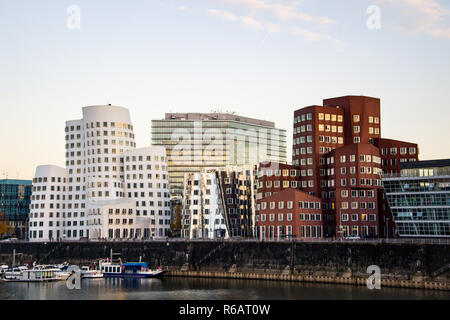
[{"left": 353, "top": 115, "right": 360, "bottom": 122}]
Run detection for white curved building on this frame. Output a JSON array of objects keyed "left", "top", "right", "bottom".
[{"left": 29, "top": 105, "right": 170, "bottom": 241}]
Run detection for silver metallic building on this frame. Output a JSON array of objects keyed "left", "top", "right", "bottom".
[{"left": 382, "top": 159, "right": 450, "bottom": 238}]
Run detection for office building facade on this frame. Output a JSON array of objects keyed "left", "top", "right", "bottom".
[
  {"left": 383, "top": 159, "right": 450, "bottom": 238},
  {"left": 0, "top": 179, "right": 32, "bottom": 239},
  {"left": 151, "top": 113, "right": 287, "bottom": 196}
]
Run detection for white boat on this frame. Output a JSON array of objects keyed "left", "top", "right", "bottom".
[
  {"left": 80, "top": 266, "right": 104, "bottom": 279},
  {"left": 33, "top": 265, "right": 71, "bottom": 280},
  {"left": 99, "top": 259, "right": 166, "bottom": 278},
  {"left": 2, "top": 267, "right": 59, "bottom": 282},
  {"left": 0, "top": 265, "right": 8, "bottom": 275}
]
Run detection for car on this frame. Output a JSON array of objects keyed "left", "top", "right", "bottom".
[
  {"left": 344, "top": 235, "right": 361, "bottom": 240},
  {"left": 2, "top": 237, "right": 19, "bottom": 242}
]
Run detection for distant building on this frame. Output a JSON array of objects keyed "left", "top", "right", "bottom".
[
  {"left": 0, "top": 179, "right": 32, "bottom": 239},
  {"left": 151, "top": 113, "right": 287, "bottom": 196},
  {"left": 29, "top": 105, "right": 171, "bottom": 241},
  {"left": 382, "top": 159, "right": 450, "bottom": 238}
]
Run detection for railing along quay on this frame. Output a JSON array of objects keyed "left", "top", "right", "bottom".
[{"left": 4, "top": 238, "right": 450, "bottom": 245}]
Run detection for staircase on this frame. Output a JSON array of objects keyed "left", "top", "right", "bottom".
[
  {"left": 198, "top": 242, "right": 226, "bottom": 266},
  {"left": 38, "top": 243, "right": 65, "bottom": 264},
  {"left": 431, "top": 263, "right": 450, "bottom": 277}
]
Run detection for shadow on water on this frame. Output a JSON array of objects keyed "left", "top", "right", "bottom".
[{"left": 0, "top": 277, "right": 449, "bottom": 300}]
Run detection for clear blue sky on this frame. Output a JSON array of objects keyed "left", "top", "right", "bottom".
[{"left": 1, "top": 0, "right": 449, "bottom": 179}]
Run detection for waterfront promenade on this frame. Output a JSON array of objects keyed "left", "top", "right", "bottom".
[{"left": 1, "top": 239, "right": 449, "bottom": 291}]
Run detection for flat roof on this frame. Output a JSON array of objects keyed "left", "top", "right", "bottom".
[
  {"left": 160, "top": 113, "right": 276, "bottom": 128},
  {"left": 0, "top": 179, "right": 32, "bottom": 185},
  {"left": 400, "top": 159, "right": 450, "bottom": 170}
]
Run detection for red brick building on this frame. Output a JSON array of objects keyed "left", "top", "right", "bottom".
[
  {"left": 323, "top": 96, "right": 381, "bottom": 145},
  {"left": 256, "top": 188, "right": 323, "bottom": 240},
  {"left": 373, "top": 138, "right": 419, "bottom": 174},
  {"left": 325, "top": 143, "right": 383, "bottom": 238},
  {"left": 288, "top": 95, "right": 420, "bottom": 239},
  {"left": 257, "top": 162, "right": 301, "bottom": 200}
]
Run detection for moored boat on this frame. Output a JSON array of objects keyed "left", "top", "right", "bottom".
[
  {"left": 81, "top": 266, "right": 104, "bottom": 279},
  {"left": 99, "top": 259, "right": 166, "bottom": 278},
  {"left": 2, "top": 267, "right": 60, "bottom": 282},
  {"left": 0, "top": 264, "right": 9, "bottom": 275},
  {"left": 33, "top": 265, "right": 71, "bottom": 280}
]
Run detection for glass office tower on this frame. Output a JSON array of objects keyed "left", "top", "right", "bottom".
[
  {"left": 151, "top": 113, "right": 287, "bottom": 197},
  {"left": 0, "top": 179, "right": 32, "bottom": 239},
  {"left": 382, "top": 159, "right": 450, "bottom": 238}
]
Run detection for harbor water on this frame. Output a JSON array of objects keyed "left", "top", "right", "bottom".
[{"left": 0, "top": 277, "right": 449, "bottom": 300}]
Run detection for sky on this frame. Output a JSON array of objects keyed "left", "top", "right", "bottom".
[{"left": 0, "top": 0, "right": 449, "bottom": 179}]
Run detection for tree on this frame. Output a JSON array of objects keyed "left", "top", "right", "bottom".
[
  {"left": 0, "top": 212, "right": 13, "bottom": 237},
  {"left": 170, "top": 203, "right": 182, "bottom": 237}
]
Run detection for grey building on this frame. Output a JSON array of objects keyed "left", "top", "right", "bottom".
[
  {"left": 382, "top": 159, "right": 450, "bottom": 238},
  {"left": 151, "top": 113, "right": 287, "bottom": 196}
]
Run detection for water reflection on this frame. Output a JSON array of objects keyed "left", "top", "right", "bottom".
[{"left": 0, "top": 277, "right": 448, "bottom": 300}]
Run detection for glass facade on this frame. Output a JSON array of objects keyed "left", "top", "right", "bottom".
[
  {"left": 151, "top": 114, "right": 287, "bottom": 196},
  {"left": 382, "top": 160, "right": 450, "bottom": 238},
  {"left": 0, "top": 179, "right": 32, "bottom": 238}
]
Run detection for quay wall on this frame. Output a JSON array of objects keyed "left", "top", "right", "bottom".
[{"left": 0, "top": 241, "right": 449, "bottom": 290}]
